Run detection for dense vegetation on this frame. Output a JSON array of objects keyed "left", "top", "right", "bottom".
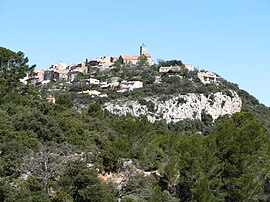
[{"left": 1, "top": 47, "right": 270, "bottom": 201}]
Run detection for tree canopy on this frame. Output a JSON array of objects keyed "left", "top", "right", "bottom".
[
  {"left": 0, "top": 47, "right": 36, "bottom": 95},
  {"left": 157, "top": 59, "right": 184, "bottom": 67},
  {"left": 1, "top": 47, "right": 270, "bottom": 201}
]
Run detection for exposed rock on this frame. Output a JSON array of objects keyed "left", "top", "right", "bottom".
[
  {"left": 98, "top": 158, "right": 160, "bottom": 191},
  {"left": 98, "top": 159, "right": 144, "bottom": 190},
  {"left": 103, "top": 91, "right": 242, "bottom": 123}
]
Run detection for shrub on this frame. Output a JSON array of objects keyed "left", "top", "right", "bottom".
[
  {"left": 177, "top": 97, "right": 187, "bottom": 105},
  {"left": 146, "top": 100, "right": 156, "bottom": 112}
]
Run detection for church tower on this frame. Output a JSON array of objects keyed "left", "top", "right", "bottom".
[
  {"left": 140, "top": 43, "right": 148, "bottom": 56},
  {"left": 139, "top": 44, "right": 153, "bottom": 65}
]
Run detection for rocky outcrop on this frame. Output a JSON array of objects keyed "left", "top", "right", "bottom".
[
  {"left": 103, "top": 91, "right": 242, "bottom": 123},
  {"left": 98, "top": 158, "right": 160, "bottom": 191}
]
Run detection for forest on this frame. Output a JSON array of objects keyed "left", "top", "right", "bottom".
[{"left": 1, "top": 47, "right": 270, "bottom": 201}]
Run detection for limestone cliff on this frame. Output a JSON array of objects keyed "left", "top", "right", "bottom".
[{"left": 103, "top": 91, "right": 242, "bottom": 123}]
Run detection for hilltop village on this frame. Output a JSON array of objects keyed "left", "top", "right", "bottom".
[{"left": 25, "top": 44, "right": 220, "bottom": 100}]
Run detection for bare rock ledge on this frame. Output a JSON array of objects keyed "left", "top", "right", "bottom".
[{"left": 104, "top": 91, "right": 242, "bottom": 123}]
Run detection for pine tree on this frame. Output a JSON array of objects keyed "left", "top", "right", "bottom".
[{"left": 0, "top": 47, "right": 36, "bottom": 94}]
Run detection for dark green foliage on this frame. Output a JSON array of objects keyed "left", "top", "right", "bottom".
[
  {"left": 88, "top": 102, "right": 103, "bottom": 116},
  {"left": 74, "top": 72, "right": 87, "bottom": 82},
  {"left": 168, "top": 119, "right": 206, "bottom": 133},
  {"left": 1, "top": 177, "right": 51, "bottom": 202},
  {"left": 211, "top": 112, "right": 270, "bottom": 201},
  {"left": 113, "top": 59, "right": 122, "bottom": 69},
  {"left": 68, "top": 83, "right": 92, "bottom": 92},
  {"left": 157, "top": 59, "right": 184, "bottom": 67},
  {"left": 13, "top": 108, "right": 63, "bottom": 142},
  {"left": 51, "top": 191, "right": 73, "bottom": 202},
  {"left": 141, "top": 68, "right": 157, "bottom": 84},
  {"left": 137, "top": 55, "right": 149, "bottom": 67},
  {"left": 0, "top": 47, "right": 36, "bottom": 95},
  {"left": 1, "top": 89, "right": 270, "bottom": 201},
  {"left": 146, "top": 100, "right": 156, "bottom": 112},
  {"left": 1, "top": 47, "right": 270, "bottom": 201},
  {"left": 55, "top": 94, "right": 73, "bottom": 108},
  {"left": 177, "top": 97, "right": 186, "bottom": 105},
  {"left": 201, "top": 110, "right": 213, "bottom": 125},
  {"left": 138, "top": 98, "right": 147, "bottom": 105},
  {"left": 58, "top": 161, "right": 117, "bottom": 201}
]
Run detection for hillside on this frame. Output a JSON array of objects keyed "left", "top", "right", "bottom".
[{"left": 1, "top": 47, "right": 270, "bottom": 201}]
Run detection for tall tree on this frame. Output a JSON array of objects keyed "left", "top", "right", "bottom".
[
  {"left": 0, "top": 47, "right": 36, "bottom": 94},
  {"left": 212, "top": 112, "right": 270, "bottom": 201},
  {"left": 136, "top": 55, "right": 149, "bottom": 67},
  {"left": 58, "top": 161, "right": 117, "bottom": 201}
]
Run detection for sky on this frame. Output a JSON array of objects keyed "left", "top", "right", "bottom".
[{"left": 0, "top": 0, "right": 270, "bottom": 106}]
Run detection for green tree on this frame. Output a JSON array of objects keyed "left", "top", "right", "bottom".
[
  {"left": 121, "top": 174, "right": 156, "bottom": 201},
  {"left": 88, "top": 102, "right": 103, "bottom": 117},
  {"left": 141, "top": 68, "right": 157, "bottom": 84},
  {"left": 56, "top": 94, "right": 73, "bottom": 108},
  {"left": 58, "top": 161, "right": 117, "bottom": 201},
  {"left": 157, "top": 59, "right": 183, "bottom": 67},
  {"left": 0, "top": 180, "right": 11, "bottom": 201},
  {"left": 51, "top": 191, "right": 73, "bottom": 202},
  {"left": 162, "top": 134, "right": 223, "bottom": 201},
  {"left": 0, "top": 47, "right": 36, "bottom": 94},
  {"left": 113, "top": 59, "right": 122, "bottom": 69},
  {"left": 74, "top": 72, "right": 86, "bottom": 81},
  {"left": 137, "top": 55, "right": 149, "bottom": 67},
  {"left": 201, "top": 110, "right": 213, "bottom": 126},
  {"left": 212, "top": 112, "right": 270, "bottom": 201}
]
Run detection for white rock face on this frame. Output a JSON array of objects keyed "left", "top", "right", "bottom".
[{"left": 103, "top": 91, "right": 242, "bottom": 123}]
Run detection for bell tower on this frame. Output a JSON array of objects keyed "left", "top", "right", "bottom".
[{"left": 140, "top": 43, "right": 148, "bottom": 56}]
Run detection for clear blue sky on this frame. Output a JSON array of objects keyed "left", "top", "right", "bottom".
[{"left": 1, "top": 0, "right": 270, "bottom": 106}]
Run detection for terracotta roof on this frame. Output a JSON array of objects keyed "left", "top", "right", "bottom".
[
  {"left": 71, "top": 67, "right": 87, "bottom": 72},
  {"left": 55, "top": 69, "right": 68, "bottom": 74},
  {"left": 121, "top": 55, "right": 140, "bottom": 60},
  {"left": 199, "top": 71, "right": 219, "bottom": 78}
]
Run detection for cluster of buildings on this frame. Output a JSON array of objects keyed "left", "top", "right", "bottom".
[
  {"left": 33, "top": 61, "right": 88, "bottom": 85},
  {"left": 158, "top": 63, "right": 219, "bottom": 84},
  {"left": 25, "top": 44, "right": 220, "bottom": 99},
  {"left": 76, "top": 79, "right": 143, "bottom": 98},
  {"left": 32, "top": 44, "right": 153, "bottom": 85}
]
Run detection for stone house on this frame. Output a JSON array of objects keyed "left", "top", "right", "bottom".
[{"left": 198, "top": 71, "right": 219, "bottom": 84}]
